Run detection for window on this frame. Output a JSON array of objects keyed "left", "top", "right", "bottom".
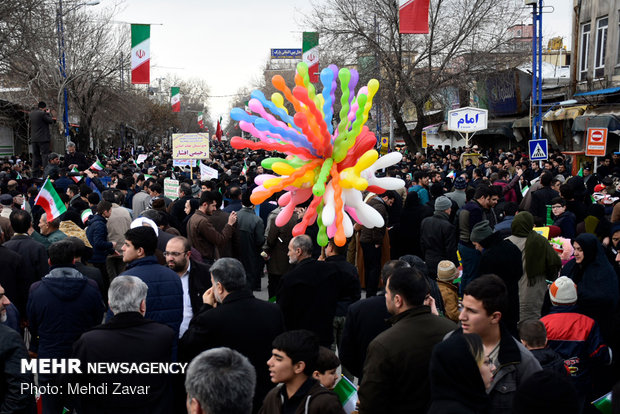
[
  {"left": 594, "top": 17, "right": 608, "bottom": 78},
  {"left": 580, "top": 23, "right": 590, "bottom": 80}
]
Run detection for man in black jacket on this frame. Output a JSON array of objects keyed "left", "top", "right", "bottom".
[
  {"left": 278, "top": 235, "right": 361, "bottom": 347},
  {"left": 72, "top": 275, "right": 176, "bottom": 414},
  {"left": 529, "top": 172, "right": 559, "bottom": 225},
  {"left": 62, "top": 141, "right": 89, "bottom": 171},
  {"left": 420, "top": 196, "right": 459, "bottom": 276},
  {"left": 179, "top": 258, "right": 285, "bottom": 413},
  {"left": 339, "top": 260, "right": 408, "bottom": 380},
  {"left": 0, "top": 316, "right": 36, "bottom": 413},
  {"left": 165, "top": 236, "right": 212, "bottom": 338},
  {"left": 3, "top": 210, "right": 48, "bottom": 291},
  {"left": 29, "top": 101, "right": 54, "bottom": 170}
]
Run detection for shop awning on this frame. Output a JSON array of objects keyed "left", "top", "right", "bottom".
[
  {"left": 572, "top": 112, "right": 620, "bottom": 133},
  {"left": 573, "top": 86, "right": 620, "bottom": 97},
  {"left": 543, "top": 105, "right": 588, "bottom": 121},
  {"left": 512, "top": 116, "right": 531, "bottom": 128}
]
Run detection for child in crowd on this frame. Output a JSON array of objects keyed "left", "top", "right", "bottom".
[
  {"left": 436, "top": 260, "right": 459, "bottom": 322},
  {"left": 518, "top": 319, "right": 567, "bottom": 377},
  {"left": 312, "top": 346, "right": 341, "bottom": 390}
]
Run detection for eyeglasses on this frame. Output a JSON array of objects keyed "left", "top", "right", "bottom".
[{"left": 163, "top": 251, "right": 187, "bottom": 257}]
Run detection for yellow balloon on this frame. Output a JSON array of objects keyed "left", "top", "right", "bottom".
[
  {"left": 271, "top": 93, "right": 289, "bottom": 115},
  {"left": 339, "top": 150, "right": 379, "bottom": 191},
  {"left": 263, "top": 176, "right": 283, "bottom": 189},
  {"left": 272, "top": 162, "right": 295, "bottom": 176}
]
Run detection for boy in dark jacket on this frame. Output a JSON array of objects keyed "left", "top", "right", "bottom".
[
  {"left": 259, "top": 330, "right": 344, "bottom": 414},
  {"left": 518, "top": 319, "right": 567, "bottom": 377}
]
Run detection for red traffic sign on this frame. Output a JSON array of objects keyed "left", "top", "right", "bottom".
[{"left": 586, "top": 128, "right": 608, "bottom": 157}]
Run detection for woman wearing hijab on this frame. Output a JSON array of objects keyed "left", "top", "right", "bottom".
[
  {"left": 507, "top": 211, "right": 562, "bottom": 323},
  {"left": 180, "top": 198, "right": 200, "bottom": 237},
  {"left": 562, "top": 233, "right": 619, "bottom": 341},
  {"left": 428, "top": 333, "right": 491, "bottom": 414}
]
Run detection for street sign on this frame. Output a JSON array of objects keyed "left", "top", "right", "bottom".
[
  {"left": 529, "top": 139, "right": 548, "bottom": 161},
  {"left": 586, "top": 127, "right": 608, "bottom": 157},
  {"left": 421, "top": 131, "right": 428, "bottom": 148},
  {"left": 380, "top": 137, "right": 389, "bottom": 155},
  {"left": 447, "top": 107, "right": 488, "bottom": 132}
]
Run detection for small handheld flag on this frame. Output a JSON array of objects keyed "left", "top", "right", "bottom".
[
  {"left": 34, "top": 178, "right": 67, "bottom": 220},
  {"left": 89, "top": 158, "right": 105, "bottom": 171},
  {"left": 333, "top": 375, "right": 358, "bottom": 414}
]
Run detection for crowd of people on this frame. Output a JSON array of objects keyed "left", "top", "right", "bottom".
[{"left": 2, "top": 136, "right": 620, "bottom": 414}]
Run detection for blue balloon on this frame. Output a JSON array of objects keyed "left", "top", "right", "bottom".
[
  {"left": 230, "top": 108, "right": 258, "bottom": 123},
  {"left": 320, "top": 68, "right": 335, "bottom": 134},
  {"left": 250, "top": 90, "right": 301, "bottom": 133},
  {"left": 254, "top": 118, "right": 318, "bottom": 156}
]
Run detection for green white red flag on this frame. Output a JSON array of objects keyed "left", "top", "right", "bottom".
[
  {"left": 302, "top": 32, "right": 319, "bottom": 83},
  {"left": 131, "top": 24, "right": 150, "bottom": 84},
  {"left": 89, "top": 158, "right": 105, "bottom": 171},
  {"left": 81, "top": 209, "right": 93, "bottom": 224},
  {"left": 171, "top": 86, "right": 180, "bottom": 112},
  {"left": 197, "top": 112, "right": 204, "bottom": 129},
  {"left": 333, "top": 376, "right": 358, "bottom": 414},
  {"left": 34, "top": 177, "right": 67, "bottom": 220},
  {"left": 71, "top": 167, "right": 82, "bottom": 183}
]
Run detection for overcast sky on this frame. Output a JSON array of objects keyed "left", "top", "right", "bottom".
[{"left": 111, "top": 0, "right": 573, "bottom": 125}]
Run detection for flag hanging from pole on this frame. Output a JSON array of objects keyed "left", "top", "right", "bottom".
[
  {"left": 215, "top": 117, "right": 223, "bottom": 141},
  {"left": 302, "top": 32, "right": 319, "bottom": 83},
  {"left": 197, "top": 112, "right": 204, "bottom": 129},
  {"left": 34, "top": 178, "right": 67, "bottom": 220},
  {"left": 242, "top": 159, "right": 248, "bottom": 176},
  {"left": 131, "top": 24, "right": 150, "bottom": 84},
  {"left": 399, "top": 0, "right": 430, "bottom": 34},
  {"left": 171, "top": 86, "right": 180, "bottom": 112}
]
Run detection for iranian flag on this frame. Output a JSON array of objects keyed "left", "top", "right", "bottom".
[
  {"left": 399, "top": 0, "right": 430, "bottom": 34},
  {"left": 34, "top": 178, "right": 67, "bottom": 220},
  {"left": 131, "top": 24, "right": 150, "bottom": 84},
  {"left": 242, "top": 159, "right": 248, "bottom": 176},
  {"left": 333, "top": 376, "right": 358, "bottom": 414},
  {"left": 81, "top": 209, "right": 93, "bottom": 224},
  {"left": 171, "top": 86, "right": 180, "bottom": 112},
  {"left": 302, "top": 32, "right": 319, "bottom": 83},
  {"left": 89, "top": 158, "right": 105, "bottom": 171},
  {"left": 71, "top": 167, "right": 82, "bottom": 183},
  {"left": 197, "top": 112, "right": 204, "bottom": 129}
]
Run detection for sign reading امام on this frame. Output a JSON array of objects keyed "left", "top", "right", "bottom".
[{"left": 172, "top": 133, "right": 210, "bottom": 159}]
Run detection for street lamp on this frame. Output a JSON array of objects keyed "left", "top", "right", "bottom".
[{"left": 56, "top": 0, "right": 100, "bottom": 143}]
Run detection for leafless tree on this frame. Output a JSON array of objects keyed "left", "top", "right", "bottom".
[{"left": 303, "top": 0, "right": 527, "bottom": 151}]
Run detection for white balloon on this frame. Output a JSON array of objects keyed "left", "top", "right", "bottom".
[
  {"left": 361, "top": 152, "right": 405, "bottom": 190},
  {"left": 322, "top": 182, "right": 336, "bottom": 227},
  {"left": 342, "top": 188, "right": 384, "bottom": 228}
]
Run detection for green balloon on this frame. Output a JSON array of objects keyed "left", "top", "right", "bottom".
[
  {"left": 312, "top": 159, "right": 333, "bottom": 197},
  {"left": 316, "top": 202, "right": 328, "bottom": 247}
]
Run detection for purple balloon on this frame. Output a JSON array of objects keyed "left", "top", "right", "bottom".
[{"left": 348, "top": 69, "right": 359, "bottom": 107}]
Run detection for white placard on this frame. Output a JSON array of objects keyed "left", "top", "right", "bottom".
[{"left": 200, "top": 163, "right": 219, "bottom": 180}]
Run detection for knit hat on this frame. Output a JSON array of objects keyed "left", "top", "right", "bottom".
[
  {"left": 470, "top": 220, "right": 493, "bottom": 243},
  {"left": 437, "top": 260, "right": 458, "bottom": 282},
  {"left": 454, "top": 176, "right": 467, "bottom": 189},
  {"left": 435, "top": 196, "right": 452, "bottom": 212},
  {"left": 549, "top": 276, "right": 577, "bottom": 304}
]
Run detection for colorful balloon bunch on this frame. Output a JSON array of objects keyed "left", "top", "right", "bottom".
[{"left": 230, "top": 62, "right": 405, "bottom": 247}]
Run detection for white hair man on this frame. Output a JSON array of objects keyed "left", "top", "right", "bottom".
[{"left": 72, "top": 276, "right": 176, "bottom": 413}]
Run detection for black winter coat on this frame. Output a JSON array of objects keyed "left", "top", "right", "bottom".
[
  {"left": 0, "top": 324, "right": 36, "bottom": 414},
  {"left": 179, "top": 290, "right": 285, "bottom": 413},
  {"left": 71, "top": 312, "right": 175, "bottom": 414},
  {"left": 420, "top": 211, "right": 459, "bottom": 275},
  {"left": 277, "top": 258, "right": 360, "bottom": 347}
]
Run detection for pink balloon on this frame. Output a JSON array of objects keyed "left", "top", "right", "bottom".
[
  {"left": 276, "top": 188, "right": 312, "bottom": 226},
  {"left": 239, "top": 121, "right": 279, "bottom": 144},
  {"left": 249, "top": 98, "right": 289, "bottom": 129},
  {"left": 255, "top": 174, "right": 277, "bottom": 185},
  {"left": 327, "top": 223, "right": 337, "bottom": 238},
  {"left": 344, "top": 206, "right": 361, "bottom": 224}
]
